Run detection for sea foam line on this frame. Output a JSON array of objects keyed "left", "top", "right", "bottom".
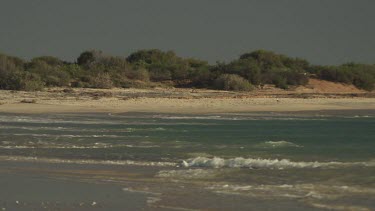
[
  {"left": 0, "top": 156, "right": 176, "bottom": 167},
  {"left": 181, "top": 157, "right": 375, "bottom": 169}
]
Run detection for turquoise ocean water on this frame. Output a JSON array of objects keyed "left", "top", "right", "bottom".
[{"left": 0, "top": 112, "right": 374, "bottom": 210}]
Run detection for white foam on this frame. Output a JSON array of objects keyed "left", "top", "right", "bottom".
[
  {"left": 157, "top": 115, "right": 223, "bottom": 120},
  {"left": 208, "top": 183, "right": 375, "bottom": 199},
  {"left": 0, "top": 140, "right": 161, "bottom": 149},
  {"left": 125, "top": 127, "right": 167, "bottom": 132},
  {"left": 309, "top": 202, "right": 370, "bottom": 211},
  {"left": 11, "top": 133, "right": 124, "bottom": 138},
  {"left": 257, "top": 141, "right": 302, "bottom": 148},
  {"left": 0, "top": 156, "right": 176, "bottom": 167},
  {"left": 182, "top": 157, "right": 375, "bottom": 169}
]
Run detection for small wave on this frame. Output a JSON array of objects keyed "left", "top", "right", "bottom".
[
  {"left": 157, "top": 115, "right": 223, "bottom": 120},
  {"left": 122, "top": 144, "right": 160, "bottom": 148},
  {"left": 0, "top": 156, "right": 176, "bottom": 167},
  {"left": 0, "top": 146, "right": 35, "bottom": 149},
  {"left": 351, "top": 115, "right": 372, "bottom": 118},
  {"left": 125, "top": 127, "right": 167, "bottom": 132},
  {"left": 0, "top": 142, "right": 159, "bottom": 149},
  {"left": 122, "top": 187, "right": 161, "bottom": 196},
  {"left": 154, "top": 114, "right": 328, "bottom": 121},
  {"left": 11, "top": 133, "right": 124, "bottom": 138},
  {"left": 0, "top": 125, "right": 73, "bottom": 131},
  {"left": 0, "top": 115, "right": 126, "bottom": 125},
  {"left": 208, "top": 183, "right": 375, "bottom": 199},
  {"left": 181, "top": 157, "right": 375, "bottom": 169},
  {"left": 209, "top": 184, "right": 375, "bottom": 211},
  {"left": 309, "top": 202, "right": 371, "bottom": 211},
  {"left": 0, "top": 145, "right": 107, "bottom": 149},
  {"left": 256, "top": 141, "right": 302, "bottom": 148}
]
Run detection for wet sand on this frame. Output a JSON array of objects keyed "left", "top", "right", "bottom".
[
  {"left": 0, "top": 160, "right": 320, "bottom": 211},
  {"left": 0, "top": 169, "right": 148, "bottom": 211}
]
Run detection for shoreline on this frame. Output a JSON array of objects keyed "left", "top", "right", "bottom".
[
  {"left": 0, "top": 97, "right": 374, "bottom": 114},
  {"left": 0, "top": 87, "right": 374, "bottom": 114}
]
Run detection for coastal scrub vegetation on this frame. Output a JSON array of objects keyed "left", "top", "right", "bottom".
[{"left": 0, "top": 50, "right": 374, "bottom": 91}]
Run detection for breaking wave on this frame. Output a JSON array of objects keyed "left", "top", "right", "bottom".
[{"left": 181, "top": 157, "right": 375, "bottom": 169}]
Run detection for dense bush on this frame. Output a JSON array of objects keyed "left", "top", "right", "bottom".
[
  {"left": 127, "top": 49, "right": 203, "bottom": 82},
  {"left": 310, "top": 63, "right": 375, "bottom": 91},
  {"left": 272, "top": 75, "right": 289, "bottom": 89},
  {"left": 17, "top": 72, "right": 45, "bottom": 91},
  {"left": 0, "top": 54, "right": 44, "bottom": 91},
  {"left": 2, "top": 71, "right": 44, "bottom": 91},
  {"left": 126, "top": 68, "right": 150, "bottom": 81},
  {"left": 26, "top": 60, "right": 71, "bottom": 87},
  {"left": 213, "top": 50, "right": 309, "bottom": 89},
  {"left": 0, "top": 49, "right": 374, "bottom": 91},
  {"left": 188, "top": 67, "right": 212, "bottom": 87},
  {"left": 88, "top": 72, "right": 114, "bottom": 89},
  {"left": 224, "top": 58, "right": 262, "bottom": 85},
  {"left": 214, "top": 74, "right": 253, "bottom": 91}
]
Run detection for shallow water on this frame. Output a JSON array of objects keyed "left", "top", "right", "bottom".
[{"left": 0, "top": 112, "right": 374, "bottom": 210}]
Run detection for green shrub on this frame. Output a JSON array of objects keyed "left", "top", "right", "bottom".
[
  {"left": 353, "top": 72, "right": 375, "bottom": 91},
  {"left": 214, "top": 74, "right": 253, "bottom": 91},
  {"left": 273, "top": 76, "right": 288, "bottom": 89},
  {"left": 126, "top": 68, "right": 150, "bottom": 81},
  {"left": 5, "top": 71, "right": 45, "bottom": 91},
  {"left": 148, "top": 66, "right": 172, "bottom": 81},
  {"left": 60, "top": 64, "right": 84, "bottom": 78},
  {"left": 284, "top": 71, "right": 308, "bottom": 86},
  {"left": 126, "top": 49, "right": 191, "bottom": 81},
  {"left": 21, "top": 74, "right": 44, "bottom": 91},
  {"left": 45, "top": 71, "right": 71, "bottom": 87},
  {"left": 88, "top": 73, "right": 113, "bottom": 89},
  {"left": 0, "top": 54, "right": 26, "bottom": 90},
  {"left": 1, "top": 50, "right": 374, "bottom": 92},
  {"left": 313, "top": 63, "right": 375, "bottom": 91},
  {"left": 189, "top": 67, "right": 212, "bottom": 87},
  {"left": 25, "top": 60, "right": 71, "bottom": 87}
]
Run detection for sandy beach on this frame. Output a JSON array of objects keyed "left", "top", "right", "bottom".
[
  {"left": 1, "top": 96, "right": 374, "bottom": 210},
  {"left": 0, "top": 81, "right": 374, "bottom": 114}
]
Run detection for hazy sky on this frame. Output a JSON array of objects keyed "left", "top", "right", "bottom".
[{"left": 1, "top": 0, "right": 374, "bottom": 64}]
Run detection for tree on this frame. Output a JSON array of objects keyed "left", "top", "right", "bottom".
[
  {"left": 77, "top": 50, "right": 104, "bottom": 66},
  {"left": 126, "top": 49, "right": 190, "bottom": 81}
]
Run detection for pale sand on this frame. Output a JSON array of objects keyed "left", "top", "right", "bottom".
[{"left": 0, "top": 87, "right": 374, "bottom": 114}]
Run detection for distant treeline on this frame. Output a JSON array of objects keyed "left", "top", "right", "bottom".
[{"left": 0, "top": 49, "right": 374, "bottom": 91}]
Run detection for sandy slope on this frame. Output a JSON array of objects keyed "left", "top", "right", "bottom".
[{"left": 0, "top": 80, "right": 374, "bottom": 114}]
